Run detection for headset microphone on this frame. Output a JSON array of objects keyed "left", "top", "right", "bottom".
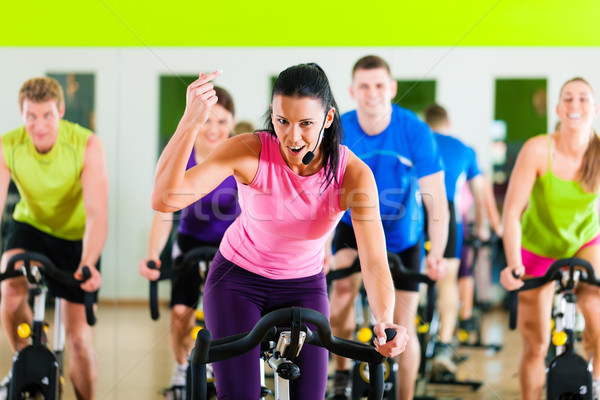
[{"left": 302, "top": 111, "right": 330, "bottom": 166}]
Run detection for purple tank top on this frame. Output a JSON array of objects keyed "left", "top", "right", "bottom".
[{"left": 177, "top": 148, "right": 241, "bottom": 243}]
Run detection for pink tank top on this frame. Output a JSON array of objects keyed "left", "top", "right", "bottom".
[{"left": 219, "top": 131, "right": 349, "bottom": 279}]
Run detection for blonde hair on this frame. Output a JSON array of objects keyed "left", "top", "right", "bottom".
[
  {"left": 561, "top": 77, "right": 600, "bottom": 192},
  {"left": 18, "top": 77, "right": 64, "bottom": 109}
]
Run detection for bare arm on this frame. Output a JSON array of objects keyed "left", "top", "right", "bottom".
[
  {"left": 342, "top": 153, "right": 408, "bottom": 357},
  {"left": 500, "top": 136, "right": 544, "bottom": 290},
  {"left": 467, "top": 175, "right": 489, "bottom": 240},
  {"left": 78, "top": 134, "right": 109, "bottom": 292},
  {"left": 0, "top": 142, "right": 13, "bottom": 232},
  {"left": 138, "top": 212, "right": 173, "bottom": 281},
  {"left": 482, "top": 174, "right": 503, "bottom": 236},
  {"left": 418, "top": 171, "right": 449, "bottom": 279},
  {"left": 152, "top": 71, "right": 258, "bottom": 212}
]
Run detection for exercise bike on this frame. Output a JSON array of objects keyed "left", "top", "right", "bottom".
[
  {"left": 189, "top": 306, "right": 396, "bottom": 400},
  {"left": 326, "top": 254, "right": 398, "bottom": 399},
  {"left": 0, "top": 252, "right": 96, "bottom": 400},
  {"left": 508, "top": 257, "right": 600, "bottom": 400},
  {"left": 456, "top": 235, "right": 502, "bottom": 352},
  {"left": 147, "top": 246, "right": 219, "bottom": 400}
]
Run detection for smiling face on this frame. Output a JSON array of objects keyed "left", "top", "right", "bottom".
[
  {"left": 21, "top": 99, "right": 64, "bottom": 154},
  {"left": 271, "top": 95, "right": 333, "bottom": 169},
  {"left": 196, "top": 103, "right": 234, "bottom": 153},
  {"left": 350, "top": 67, "right": 397, "bottom": 119},
  {"left": 556, "top": 79, "right": 600, "bottom": 132}
]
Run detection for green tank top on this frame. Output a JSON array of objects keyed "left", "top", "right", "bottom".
[
  {"left": 521, "top": 134, "right": 600, "bottom": 259},
  {"left": 2, "top": 120, "right": 91, "bottom": 240}
]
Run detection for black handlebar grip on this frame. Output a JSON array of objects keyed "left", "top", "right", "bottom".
[
  {"left": 384, "top": 328, "right": 396, "bottom": 342},
  {"left": 191, "top": 328, "right": 212, "bottom": 400},
  {"left": 148, "top": 261, "right": 160, "bottom": 321},
  {"left": 81, "top": 266, "right": 97, "bottom": 326},
  {"left": 508, "top": 290, "right": 518, "bottom": 330}
]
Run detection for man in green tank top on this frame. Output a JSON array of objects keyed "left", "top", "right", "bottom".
[{"left": 0, "top": 77, "right": 108, "bottom": 400}]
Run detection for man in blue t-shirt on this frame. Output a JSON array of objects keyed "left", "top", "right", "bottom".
[
  {"left": 424, "top": 103, "right": 489, "bottom": 378},
  {"left": 329, "top": 55, "right": 449, "bottom": 400}
]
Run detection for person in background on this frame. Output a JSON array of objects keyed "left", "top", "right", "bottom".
[
  {"left": 501, "top": 77, "right": 600, "bottom": 400},
  {"left": 0, "top": 76, "right": 108, "bottom": 400},
  {"left": 328, "top": 55, "right": 449, "bottom": 400},
  {"left": 138, "top": 87, "right": 240, "bottom": 398}
]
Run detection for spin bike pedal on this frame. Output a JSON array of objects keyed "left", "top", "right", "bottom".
[
  {"left": 9, "top": 345, "right": 60, "bottom": 399},
  {"left": 351, "top": 358, "right": 397, "bottom": 399},
  {"left": 547, "top": 350, "right": 593, "bottom": 399}
]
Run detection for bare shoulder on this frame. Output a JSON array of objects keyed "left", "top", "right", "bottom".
[
  {"left": 215, "top": 132, "right": 262, "bottom": 184},
  {"left": 520, "top": 134, "right": 548, "bottom": 157}
]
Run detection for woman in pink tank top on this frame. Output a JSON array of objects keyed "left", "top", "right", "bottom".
[
  {"left": 152, "top": 64, "right": 409, "bottom": 399},
  {"left": 501, "top": 77, "right": 600, "bottom": 400}
]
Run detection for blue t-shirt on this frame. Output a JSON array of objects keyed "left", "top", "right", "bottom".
[
  {"left": 340, "top": 104, "right": 443, "bottom": 252},
  {"left": 434, "top": 133, "right": 481, "bottom": 203}
]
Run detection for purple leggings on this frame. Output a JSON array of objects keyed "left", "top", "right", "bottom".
[{"left": 203, "top": 251, "right": 330, "bottom": 399}]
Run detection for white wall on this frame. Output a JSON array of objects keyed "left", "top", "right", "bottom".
[{"left": 0, "top": 46, "right": 598, "bottom": 300}]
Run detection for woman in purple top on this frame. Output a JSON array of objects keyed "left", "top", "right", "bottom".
[{"left": 138, "top": 87, "right": 240, "bottom": 394}]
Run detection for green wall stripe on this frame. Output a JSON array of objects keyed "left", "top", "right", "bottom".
[{"left": 2, "top": 0, "right": 600, "bottom": 46}]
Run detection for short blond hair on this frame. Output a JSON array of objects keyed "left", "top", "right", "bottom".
[{"left": 18, "top": 77, "right": 64, "bottom": 109}]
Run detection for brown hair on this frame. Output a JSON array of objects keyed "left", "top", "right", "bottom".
[
  {"left": 424, "top": 103, "right": 448, "bottom": 129},
  {"left": 352, "top": 55, "right": 391, "bottom": 77},
  {"left": 18, "top": 77, "right": 64, "bottom": 109},
  {"left": 214, "top": 86, "right": 235, "bottom": 116},
  {"left": 561, "top": 77, "right": 600, "bottom": 192}
]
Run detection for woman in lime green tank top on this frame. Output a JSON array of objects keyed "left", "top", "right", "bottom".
[{"left": 501, "top": 77, "right": 600, "bottom": 400}]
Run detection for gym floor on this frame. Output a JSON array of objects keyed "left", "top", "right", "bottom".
[{"left": 0, "top": 304, "right": 520, "bottom": 400}]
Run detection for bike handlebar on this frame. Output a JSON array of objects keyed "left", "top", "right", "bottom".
[
  {"left": 148, "top": 246, "right": 219, "bottom": 320},
  {"left": 508, "top": 257, "right": 600, "bottom": 330},
  {"left": 190, "top": 307, "right": 395, "bottom": 400},
  {"left": 387, "top": 252, "right": 437, "bottom": 323},
  {"left": 0, "top": 252, "right": 97, "bottom": 326}
]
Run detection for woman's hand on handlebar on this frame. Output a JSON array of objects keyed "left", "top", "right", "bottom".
[
  {"left": 500, "top": 265, "right": 525, "bottom": 291},
  {"left": 76, "top": 265, "right": 102, "bottom": 292},
  {"left": 373, "top": 323, "right": 409, "bottom": 358},
  {"left": 138, "top": 258, "right": 161, "bottom": 281}
]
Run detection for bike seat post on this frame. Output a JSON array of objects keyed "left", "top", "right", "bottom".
[
  {"left": 53, "top": 297, "right": 66, "bottom": 367},
  {"left": 29, "top": 266, "right": 48, "bottom": 345},
  {"left": 268, "top": 331, "right": 305, "bottom": 400}
]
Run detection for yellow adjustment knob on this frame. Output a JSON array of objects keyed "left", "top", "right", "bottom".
[
  {"left": 417, "top": 323, "right": 430, "bottom": 334},
  {"left": 195, "top": 310, "right": 204, "bottom": 321},
  {"left": 424, "top": 241, "right": 431, "bottom": 252},
  {"left": 191, "top": 326, "right": 202, "bottom": 340},
  {"left": 17, "top": 323, "right": 31, "bottom": 339},
  {"left": 552, "top": 331, "right": 568, "bottom": 347},
  {"left": 357, "top": 327, "right": 373, "bottom": 343},
  {"left": 457, "top": 329, "right": 469, "bottom": 343}
]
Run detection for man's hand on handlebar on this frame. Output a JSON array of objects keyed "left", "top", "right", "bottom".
[
  {"left": 373, "top": 323, "right": 409, "bottom": 358},
  {"left": 500, "top": 265, "right": 525, "bottom": 291},
  {"left": 138, "top": 258, "right": 161, "bottom": 281},
  {"left": 425, "top": 254, "right": 447, "bottom": 280},
  {"left": 76, "top": 264, "right": 102, "bottom": 292}
]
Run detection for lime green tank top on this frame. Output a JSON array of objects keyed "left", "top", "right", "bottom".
[
  {"left": 2, "top": 120, "right": 91, "bottom": 240},
  {"left": 521, "top": 134, "right": 600, "bottom": 259}
]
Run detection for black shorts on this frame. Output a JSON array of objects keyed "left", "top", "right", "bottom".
[
  {"left": 443, "top": 201, "right": 458, "bottom": 259},
  {"left": 3, "top": 220, "right": 98, "bottom": 304},
  {"left": 169, "top": 233, "right": 220, "bottom": 308},
  {"left": 333, "top": 222, "right": 422, "bottom": 292}
]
